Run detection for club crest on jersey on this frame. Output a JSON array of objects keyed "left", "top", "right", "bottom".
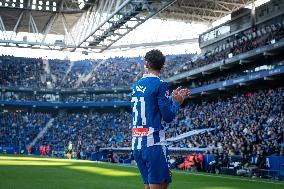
[
  {"left": 136, "top": 85, "right": 146, "bottom": 93},
  {"left": 165, "top": 90, "right": 170, "bottom": 98}
]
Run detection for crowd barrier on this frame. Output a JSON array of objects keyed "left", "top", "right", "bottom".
[{"left": 1, "top": 145, "right": 283, "bottom": 178}]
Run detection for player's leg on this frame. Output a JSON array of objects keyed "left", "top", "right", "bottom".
[
  {"left": 147, "top": 145, "right": 172, "bottom": 189},
  {"left": 149, "top": 184, "right": 161, "bottom": 189},
  {"left": 144, "top": 184, "right": 150, "bottom": 189},
  {"left": 148, "top": 183, "right": 169, "bottom": 189},
  {"left": 148, "top": 180, "right": 170, "bottom": 189},
  {"left": 133, "top": 149, "right": 149, "bottom": 186},
  {"left": 161, "top": 183, "right": 169, "bottom": 189}
]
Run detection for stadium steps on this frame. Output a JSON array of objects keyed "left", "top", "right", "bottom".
[
  {"left": 74, "top": 59, "right": 108, "bottom": 88},
  {"left": 43, "top": 59, "right": 51, "bottom": 75},
  {"left": 40, "top": 74, "right": 46, "bottom": 84},
  {"left": 42, "top": 59, "right": 56, "bottom": 87},
  {"left": 29, "top": 118, "right": 55, "bottom": 147},
  {"left": 41, "top": 59, "right": 50, "bottom": 84},
  {"left": 62, "top": 60, "right": 75, "bottom": 85}
]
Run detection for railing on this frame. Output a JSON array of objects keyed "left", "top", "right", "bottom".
[{"left": 0, "top": 100, "right": 131, "bottom": 107}]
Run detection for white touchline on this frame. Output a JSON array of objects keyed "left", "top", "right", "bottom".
[
  {"left": 171, "top": 170, "right": 284, "bottom": 185},
  {"left": 89, "top": 161, "right": 284, "bottom": 185}
]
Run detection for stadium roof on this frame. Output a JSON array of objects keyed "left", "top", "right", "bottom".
[
  {"left": 159, "top": 0, "right": 253, "bottom": 23},
  {"left": 0, "top": 0, "right": 253, "bottom": 52}
]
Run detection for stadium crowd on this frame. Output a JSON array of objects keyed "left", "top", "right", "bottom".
[
  {"left": 167, "top": 87, "right": 284, "bottom": 157},
  {"left": 0, "top": 111, "right": 132, "bottom": 159},
  {"left": 81, "top": 57, "right": 144, "bottom": 88},
  {"left": 1, "top": 87, "right": 283, "bottom": 159},
  {"left": 164, "top": 20, "right": 284, "bottom": 77},
  {"left": 47, "top": 57, "right": 144, "bottom": 89},
  {"left": 0, "top": 14, "right": 284, "bottom": 176},
  {"left": 0, "top": 112, "right": 51, "bottom": 147},
  {"left": 1, "top": 20, "right": 283, "bottom": 90},
  {"left": 46, "top": 112, "right": 131, "bottom": 154},
  {"left": 0, "top": 56, "right": 46, "bottom": 88}
]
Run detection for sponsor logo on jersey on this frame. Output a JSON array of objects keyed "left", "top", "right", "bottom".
[{"left": 132, "top": 128, "right": 149, "bottom": 137}]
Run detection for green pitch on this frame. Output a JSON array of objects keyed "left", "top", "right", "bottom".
[{"left": 0, "top": 155, "right": 283, "bottom": 189}]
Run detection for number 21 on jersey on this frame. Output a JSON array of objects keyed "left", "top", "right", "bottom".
[{"left": 131, "top": 97, "right": 146, "bottom": 126}]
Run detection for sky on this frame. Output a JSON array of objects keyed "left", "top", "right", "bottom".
[{"left": 0, "top": 0, "right": 270, "bottom": 60}]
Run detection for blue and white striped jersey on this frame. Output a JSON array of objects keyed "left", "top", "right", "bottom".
[{"left": 131, "top": 73, "right": 180, "bottom": 150}]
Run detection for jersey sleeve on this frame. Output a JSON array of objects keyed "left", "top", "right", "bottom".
[{"left": 157, "top": 81, "right": 180, "bottom": 123}]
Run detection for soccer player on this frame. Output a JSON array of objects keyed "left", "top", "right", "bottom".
[
  {"left": 68, "top": 141, "right": 73, "bottom": 159},
  {"left": 131, "top": 49, "right": 190, "bottom": 189}
]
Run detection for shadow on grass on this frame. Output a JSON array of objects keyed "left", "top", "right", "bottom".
[
  {"left": 0, "top": 163, "right": 141, "bottom": 189},
  {"left": 0, "top": 155, "right": 283, "bottom": 189}
]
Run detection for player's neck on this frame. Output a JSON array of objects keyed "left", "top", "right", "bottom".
[{"left": 147, "top": 70, "right": 160, "bottom": 77}]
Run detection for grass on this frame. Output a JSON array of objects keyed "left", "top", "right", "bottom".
[{"left": 0, "top": 155, "right": 283, "bottom": 189}]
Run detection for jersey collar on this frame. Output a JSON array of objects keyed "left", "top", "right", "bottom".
[{"left": 142, "top": 73, "right": 160, "bottom": 79}]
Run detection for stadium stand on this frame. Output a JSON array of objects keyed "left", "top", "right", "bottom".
[
  {"left": 164, "top": 19, "right": 284, "bottom": 78},
  {"left": 168, "top": 88, "right": 284, "bottom": 156},
  {"left": 1, "top": 87, "right": 283, "bottom": 156},
  {"left": 1, "top": 17, "right": 284, "bottom": 90},
  {"left": 0, "top": 56, "right": 46, "bottom": 88},
  {"left": 1, "top": 0, "right": 284, "bottom": 181}
]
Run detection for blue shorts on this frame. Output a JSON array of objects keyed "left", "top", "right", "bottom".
[{"left": 133, "top": 145, "right": 172, "bottom": 184}]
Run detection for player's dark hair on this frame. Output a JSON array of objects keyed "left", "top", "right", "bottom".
[{"left": 144, "top": 49, "right": 165, "bottom": 71}]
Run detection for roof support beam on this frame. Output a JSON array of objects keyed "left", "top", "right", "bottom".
[
  {"left": 205, "top": 0, "right": 248, "bottom": 7},
  {"left": 61, "top": 13, "right": 76, "bottom": 46},
  {"left": 41, "top": 13, "right": 58, "bottom": 44},
  {"left": 180, "top": 5, "right": 230, "bottom": 14},
  {"left": 10, "top": 11, "right": 24, "bottom": 40},
  {"left": 0, "top": 16, "right": 6, "bottom": 31},
  {"left": 0, "top": 16, "right": 8, "bottom": 40},
  {"left": 162, "top": 11, "right": 217, "bottom": 21},
  {"left": 72, "top": 0, "right": 133, "bottom": 50}
]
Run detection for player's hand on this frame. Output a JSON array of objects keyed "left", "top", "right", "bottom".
[
  {"left": 172, "top": 87, "right": 190, "bottom": 105},
  {"left": 179, "top": 88, "right": 190, "bottom": 98}
]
